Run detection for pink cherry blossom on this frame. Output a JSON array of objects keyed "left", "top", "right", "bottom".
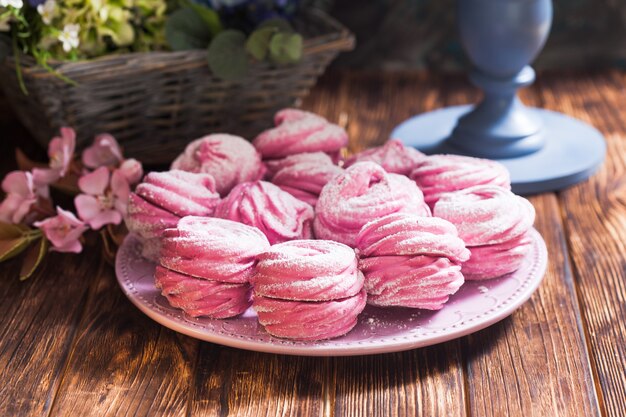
[
  {"left": 34, "top": 207, "right": 88, "bottom": 253},
  {"left": 0, "top": 171, "right": 50, "bottom": 224},
  {"left": 74, "top": 167, "right": 130, "bottom": 229},
  {"left": 82, "top": 133, "right": 123, "bottom": 169},
  {"left": 118, "top": 158, "right": 143, "bottom": 185},
  {"left": 33, "top": 127, "right": 77, "bottom": 185}
]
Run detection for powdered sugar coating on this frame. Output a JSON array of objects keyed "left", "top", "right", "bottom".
[
  {"left": 344, "top": 139, "right": 426, "bottom": 176},
  {"left": 253, "top": 289, "right": 367, "bottom": 341},
  {"left": 253, "top": 109, "right": 348, "bottom": 160},
  {"left": 171, "top": 134, "right": 266, "bottom": 196},
  {"left": 215, "top": 181, "right": 314, "bottom": 244},
  {"left": 462, "top": 231, "right": 533, "bottom": 280},
  {"left": 125, "top": 170, "right": 220, "bottom": 262},
  {"left": 410, "top": 154, "right": 511, "bottom": 207},
  {"left": 433, "top": 185, "right": 535, "bottom": 246},
  {"left": 135, "top": 170, "right": 220, "bottom": 217},
  {"left": 269, "top": 153, "right": 344, "bottom": 206},
  {"left": 253, "top": 239, "right": 363, "bottom": 301},
  {"left": 155, "top": 266, "right": 251, "bottom": 318},
  {"left": 160, "top": 216, "right": 270, "bottom": 283},
  {"left": 359, "top": 255, "right": 464, "bottom": 310},
  {"left": 356, "top": 213, "right": 470, "bottom": 263},
  {"left": 314, "top": 162, "right": 431, "bottom": 247}
]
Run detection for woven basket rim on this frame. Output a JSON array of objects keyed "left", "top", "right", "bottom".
[{"left": 5, "top": 8, "right": 354, "bottom": 73}]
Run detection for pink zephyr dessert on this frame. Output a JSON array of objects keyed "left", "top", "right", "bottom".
[
  {"left": 155, "top": 266, "right": 251, "bottom": 319},
  {"left": 160, "top": 216, "right": 270, "bottom": 283},
  {"left": 253, "top": 109, "right": 348, "bottom": 161},
  {"left": 252, "top": 239, "right": 366, "bottom": 340},
  {"left": 156, "top": 216, "right": 270, "bottom": 318},
  {"left": 356, "top": 213, "right": 470, "bottom": 310},
  {"left": 171, "top": 134, "right": 266, "bottom": 196},
  {"left": 268, "top": 152, "right": 344, "bottom": 206},
  {"left": 410, "top": 154, "right": 511, "bottom": 208},
  {"left": 125, "top": 170, "right": 221, "bottom": 261},
  {"left": 434, "top": 185, "right": 536, "bottom": 280},
  {"left": 314, "top": 161, "right": 431, "bottom": 247},
  {"left": 344, "top": 139, "right": 426, "bottom": 176},
  {"left": 215, "top": 180, "right": 314, "bottom": 244}
]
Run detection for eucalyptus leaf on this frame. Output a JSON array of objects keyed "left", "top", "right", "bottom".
[
  {"left": 207, "top": 30, "right": 249, "bottom": 81},
  {"left": 259, "top": 18, "right": 294, "bottom": 33},
  {"left": 245, "top": 27, "right": 276, "bottom": 61},
  {"left": 0, "top": 236, "right": 31, "bottom": 262},
  {"left": 19, "top": 237, "right": 48, "bottom": 281},
  {"left": 188, "top": 3, "right": 223, "bottom": 37},
  {"left": 269, "top": 32, "right": 303, "bottom": 64},
  {"left": 166, "top": 7, "right": 213, "bottom": 51}
]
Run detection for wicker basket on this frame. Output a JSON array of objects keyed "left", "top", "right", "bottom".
[{"left": 0, "top": 9, "right": 354, "bottom": 165}]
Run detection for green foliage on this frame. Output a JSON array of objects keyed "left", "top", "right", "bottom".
[
  {"left": 268, "top": 32, "right": 302, "bottom": 64},
  {"left": 246, "top": 18, "right": 302, "bottom": 64},
  {"left": 188, "top": 3, "right": 222, "bottom": 37},
  {"left": 207, "top": 29, "right": 248, "bottom": 81},
  {"left": 165, "top": 7, "right": 214, "bottom": 50}
]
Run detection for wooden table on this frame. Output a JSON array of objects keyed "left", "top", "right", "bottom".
[{"left": 0, "top": 70, "right": 624, "bottom": 417}]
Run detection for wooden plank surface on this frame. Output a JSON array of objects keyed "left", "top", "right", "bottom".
[
  {"left": 0, "top": 70, "right": 624, "bottom": 417},
  {"left": 0, "top": 253, "right": 96, "bottom": 416},
  {"left": 539, "top": 71, "right": 626, "bottom": 417},
  {"left": 306, "top": 72, "right": 468, "bottom": 417},
  {"left": 48, "top": 263, "right": 197, "bottom": 417}
]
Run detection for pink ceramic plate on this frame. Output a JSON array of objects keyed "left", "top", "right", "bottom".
[{"left": 115, "top": 229, "right": 547, "bottom": 356}]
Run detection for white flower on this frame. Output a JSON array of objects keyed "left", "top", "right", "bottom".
[
  {"left": 37, "top": 0, "right": 57, "bottom": 25},
  {"left": 0, "top": 0, "right": 23, "bottom": 9},
  {"left": 58, "top": 23, "right": 80, "bottom": 52}
]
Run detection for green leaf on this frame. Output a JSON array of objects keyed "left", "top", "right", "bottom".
[
  {"left": 207, "top": 30, "right": 249, "bottom": 81},
  {"left": 245, "top": 27, "right": 276, "bottom": 61},
  {"left": 259, "top": 18, "right": 294, "bottom": 33},
  {"left": 269, "top": 33, "right": 303, "bottom": 65},
  {"left": 165, "top": 7, "right": 213, "bottom": 51},
  {"left": 19, "top": 237, "right": 48, "bottom": 281},
  {"left": 188, "top": 3, "right": 222, "bottom": 37},
  {"left": 0, "top": 223, "right": 31, "bottom": 262}
]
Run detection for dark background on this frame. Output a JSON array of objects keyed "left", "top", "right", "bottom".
[{"left": 318, "top": 0, "right": 626, "bottom": 71}]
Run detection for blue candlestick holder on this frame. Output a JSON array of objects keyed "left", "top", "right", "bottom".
[{"left": 391, "top": 0, "right": 606, "bottom": 194}]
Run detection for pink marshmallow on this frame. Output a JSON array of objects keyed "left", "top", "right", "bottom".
[
  {"left": 269, "top": 152, "right": 344, "bottom": 206},
  {"left": 160, "top": 216, "right": 270, "bottom": 283},
  {"left": 171, "top": 134, "right": 266, "bottom": 196},
  {"left": 462, "top": 231, "right": 534, "bottom": 280},
  {"left": 344, "top": 139, "right": 425, "bottom": 176},
  {"left": 356, "top": 213, "right": 470, "bottom": 263},
  {"left": 434, "top": 185, "right": 536, "bottom": 280},
  {"left": 254, "top": 289, "right": 367, "bottom": 341},
  {"left": 125, "top": 170, "right": 220, "bottom": 261},
  {"left": 155, "top": 265, "right": 251, "bottom": 318},
  {"left": 314, "top": 162, "right": 431, "bottom": 247},
  {"left": 410, "top": 154, "right": 511, "bottom": 208},
  {"left": 359, "top": 255, "right": 464, "bottom": 310},
  {"left": 253, "top": 109, "right": 348, "bottom": 160},
  {"left": 252, "top": 239, "right": 363, "bottom": 301},
  {"left": 215, "top": 181, "right": 314, "bottom": 245}
]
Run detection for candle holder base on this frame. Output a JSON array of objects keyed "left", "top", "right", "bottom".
[{"left": 392, "top": 105, "right": 606, "bottom": 194}]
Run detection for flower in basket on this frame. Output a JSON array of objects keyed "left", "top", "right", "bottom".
[
  {"left": 165, "top": 0, "right": 304, "bottom": 80},
  {"left": 0, "top": 127, "right": 143, "bottom": 280}
]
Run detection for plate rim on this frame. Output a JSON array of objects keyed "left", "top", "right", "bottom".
[{"left": 115, "top": 229, "right": 547, "bottom": 356}]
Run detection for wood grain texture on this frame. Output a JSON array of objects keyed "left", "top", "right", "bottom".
[
  {"left": 0, "top": 253, "right": 95, "bottom": 417},
  {"left": 306, "top": 71, "right": 468, "bottom": 417},
  {"left": 438, "top": 76, "right": 603, "bottom": 417},
  {"left": 48, "top": 264, "right": 197, "bottom": 417},
  {"left": 190, "top": 346, "right": 328, "bottom": 417},
  {"left": 539, "top": 70, "right": 626, "bottom": 417}
]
